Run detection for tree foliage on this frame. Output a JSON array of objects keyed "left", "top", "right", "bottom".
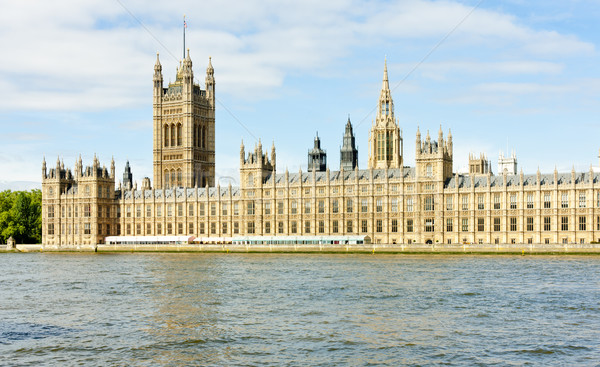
[{"left": 0, "top": 189, "right": 42, "bottom": 244}]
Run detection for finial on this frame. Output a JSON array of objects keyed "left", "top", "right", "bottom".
[{"left": 382, "top": 57, "right": 389, "bottom": 89}]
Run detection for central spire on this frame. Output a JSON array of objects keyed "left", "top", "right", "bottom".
[{"left": 382, "top": 57, "right": 389, "bottom": 90}]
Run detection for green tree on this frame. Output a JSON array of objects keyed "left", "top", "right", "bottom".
[{"left": 0, "top": 189, "right": 42, "bottom": 244}]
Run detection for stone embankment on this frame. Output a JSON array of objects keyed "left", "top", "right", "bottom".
[{"left": 1, "top": 243, "right": 597, "bottom": 254}]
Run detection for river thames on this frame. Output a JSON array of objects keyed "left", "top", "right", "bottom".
[{"left": 1, "top": 253, "right": 599, "bottom": 366}]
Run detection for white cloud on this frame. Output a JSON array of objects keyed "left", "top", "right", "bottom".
[{"left": 0, "top": 0, "right": 594, "bottom": 112}]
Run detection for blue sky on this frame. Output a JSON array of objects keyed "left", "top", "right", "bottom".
[{"left": 1, "top": 0, "right": 600, "bottom": 188}]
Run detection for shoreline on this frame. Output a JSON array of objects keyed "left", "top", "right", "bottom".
[{"left": 2, "top": 243, "right": 600, "bottom": 254}]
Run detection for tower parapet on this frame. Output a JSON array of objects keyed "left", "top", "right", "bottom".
[
  {"left": 240, "top": 140, "right": 275, "bottom": 188},
  {"left": 498, "top": 151, "right": 517, "bottom": 175},
  {"left": 415, "top": 126, "right": 453, "bottom": 182},
  {"left": 469, "top": 153, "right": 491, "bottom": 175}
]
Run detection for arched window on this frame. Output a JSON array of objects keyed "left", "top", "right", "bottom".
[
  {"left": 164, "top": 171, "right": 170, "bottom": 188},
  {"left": 164, "top": 125, "right": 169, "bottom": 147},
  {"left": 193, "top": 125, "right": 197, "bottom": 147},
  {"left": 177, "top": 169, "right": 183, "bottom": 186},
  {"left": 177, "top": 124, "right": 182, "bottom": 146},
  {"left": 426, "top": 164, "right": 432, "bottom": 177},
  {"left": 170, "top": 124, "right": 175, "bottom": 146},
  {"left": 202, "top": 127, "right": 207, "bottom": 148},
  {"left": 171, "top": 170, "right": 176, "bottom": 188}
]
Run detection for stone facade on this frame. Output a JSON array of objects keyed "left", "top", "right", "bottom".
[{"left": 41, "top": 52, "right": 600, "bottom": 246}]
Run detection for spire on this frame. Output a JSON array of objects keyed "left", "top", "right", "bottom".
[
  {"left": 382, "top": 57, "right": 389, "bottom": 90},
  {"left": 240, "top": 139, "right": 245, "bottom": 163},
  {"left": 154, "top": 52, "right": 161, "bottom": 71},
  {"left": 207, "top": 56, "right": 214, "bottom": 74}
]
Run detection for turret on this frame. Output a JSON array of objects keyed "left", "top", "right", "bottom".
[
  {"left": 110, "top": 157, "right": 115, "bottom": 179},
  {"left": 340, "top": 116, "right": 358, "bottom": 171},
  {"left": 240, "top": 139, "right": 245, "bottom": 166},
  {"left": 153, "top": 52, "right": 163, "bottom": 94},
  {"left": 205, "top": 56, "right": 215, "bottom": 106},
  {"left": 123, "top": 160, "right": 133, "bottom": 190},
  {"left": 308, "top": 132, "right": 327, "bottom": 172},
  {"left": 271, "top": 141, "right": 276, "bottom": 172},
  {"left": 42, "top": 157, "right": 47, "bottom": 179}
]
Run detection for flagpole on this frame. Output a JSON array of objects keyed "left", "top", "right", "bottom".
[{"left": 183, "top": 15, "right": 186, "bottom": 59}]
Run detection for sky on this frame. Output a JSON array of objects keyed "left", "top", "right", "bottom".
[{"left": 1, "top": 0, "right": 600, "bottom": 189}]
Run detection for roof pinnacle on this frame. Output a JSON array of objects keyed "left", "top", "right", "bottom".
[{"left": 382, "top": 57, "right": 389, "bottom": 90}]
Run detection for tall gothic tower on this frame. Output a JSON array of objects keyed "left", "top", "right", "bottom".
[
  {"left": 153, "top": 50, "right": 215, "bottom": 189},
  {"left": 368, "top": 59, "right": 403, "bottom": 169}
]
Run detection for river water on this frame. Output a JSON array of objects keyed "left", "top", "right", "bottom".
[{"left": 1, "top": 253, "right": 599, "bottom": 366}]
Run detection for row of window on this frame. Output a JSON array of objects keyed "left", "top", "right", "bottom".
[
  {"left": 49, "top": 191, "right": 600, "bottom": 221},
  {"left": 47, "top": 185, "right": 112, "bottom": 198},
  {"left": 48, "top": 215, "right": 600, "bottom": 238}
]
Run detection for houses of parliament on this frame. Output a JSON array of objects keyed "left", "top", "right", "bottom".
[{"left": 41, "top": 50, "right": 600, "bottom": 247}]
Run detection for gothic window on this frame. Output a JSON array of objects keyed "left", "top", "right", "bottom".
[
  {"left": 171, "top": 124, "right": 176, "bottom": 146},
  {"left": 177, "top": 123, "right": 182, "bottom": 146},
  {"left": 579, "top": 193, "right": 586, "bottom": 208},
  {"left": 171, "top": 170, "right": 176, "bottom": 188},
  {"left": 561, "top": 193, "right": 569, "bottom": 208},
  {"left": 377, "top": 132, "right": 384, "bottom": 161},
  {"left": 425, "top": 218, "right": 434, "bottom": 232},
  {"left": 193, "top": 125, "right": 197, "bottom": 147},
  {"left": 425, "top": 196, "right": 434, "bottom": 211},
  {"left": 164, "top": 125, "right": 169, "bottom": 146},
  {"left": 426, "top": 164, "right": 432, "bottom": 177},
  {"left": 544, "top": 192, "right": 551, "bottom": 208},
  {"left": 579, "top": 216, "right": 586, "bottom": 231},
  {"left": 544, "top": 217, "right": 551, "bottom": 231},
  {"left": 222, "top": 203, "right": 228, "bottom": 216},
  {"left": 177, "top": 169, "right": 182, "bottom": 186},
  {"left": 386, "top": 132, "right": 393, "bottom": 159},
  {"left": 560, "top": 217, "right": 569, "bottom": 231}
]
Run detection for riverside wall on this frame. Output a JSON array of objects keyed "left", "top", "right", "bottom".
[{"left": 1, "top": 243, "right": 597, "bottom": 254}]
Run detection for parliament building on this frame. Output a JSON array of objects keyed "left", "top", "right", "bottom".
[{"left": 41, "top": 50, "right": 600, "bottom": 247}]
